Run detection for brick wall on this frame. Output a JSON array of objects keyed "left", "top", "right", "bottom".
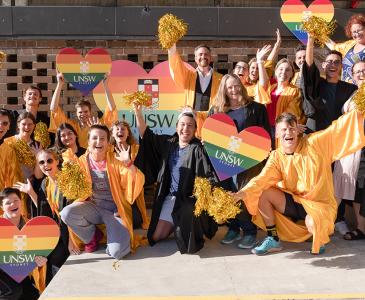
[{"left": 0, "top": 39, "right": 328, "bottom": 117}]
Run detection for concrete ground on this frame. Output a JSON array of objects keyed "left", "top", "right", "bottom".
[{"left": 39, "top": 227, "right": 365, "bottom": 300}]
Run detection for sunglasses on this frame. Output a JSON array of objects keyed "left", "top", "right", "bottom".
[{"left": 38, "top": 158, "right": 54, "bottom": 165}]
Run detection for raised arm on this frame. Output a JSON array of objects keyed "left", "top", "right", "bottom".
[
  {"left": 102, "top": 74, "right": 116, "bottom": 111},
  {"left": 50, "top": 72, "right": 64, "bottom": 112},
  {"left": 257, "top": 45, "right": 272, "bottom": 90},
  {"left": 305, "top": 34, "right": 315, "bottom": 67},
  {"left": 325, "top": 38, "right": 336, "bottom": 50},
  {"left": 132, "top": 102, "right": 147, "bottom": 138},
  {"left": 267, "top": 29, "right": 281, "bottom": 63},
  {"left": 13, "top": 179, "right": 38, "bottom": 207},
  {"left": 168, "top": 43, "right": 192, "bottom": 89}
]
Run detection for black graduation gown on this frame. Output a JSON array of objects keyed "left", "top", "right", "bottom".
[
  {"left": 36, "top": 178, "right": 70, "bottom": 284},
  {"left": 301, "top": 63, "right": 357, "bottom": 132},
  {"left": 141, "top": 127, "right": 218, "bottom": 254}
]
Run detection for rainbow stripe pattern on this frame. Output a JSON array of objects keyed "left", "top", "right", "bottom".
[
  {"left": 56, "top": 48, "right": 112, "bottom": 96},
  {"left": 201, "top": 113, "right": 271, "bottom": 181},
  {"left": 93, "top": 60, "right": 189, "bottom": 137},
  {"left": 0, "top": 216, "right": 60, "bottom": 282},
  {"left": 280, "top": 0, "right": 334, "bottom": 45}
]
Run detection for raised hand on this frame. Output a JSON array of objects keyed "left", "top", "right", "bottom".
[
  {"left": 256, "top": 44, "right": 272, "bottom": 62},
  {"left": 275, "top": 28, "right": 281, "bottom": 46},
  {"left": 34, "top": 256, "right": 47, "bottom": 267},
  {"left": 13, "top": 179, "right": 33, "bottom": 195},
  {"left": 30, "top": 142, "right": 42, "bottom": 157},
  {"left": 56, "top": 71, "right": 65, "bottom": 85},
  {"left": 87, "top": 116, "right": 101, "bottom": 127},
  {"left": 297, "top": 124, "right": 307, "bottom": 134},
  {"left": 132, "top": 100, "right": 143, "bottom": 115},
  {"left": 115, "top": 144, "right": 131, "bottom": 164}
]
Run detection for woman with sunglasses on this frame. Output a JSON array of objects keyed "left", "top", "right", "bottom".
[
  {"left": 55, "top": 123, "right": 86, "bottom": 158},
  {"left": 13, "top": 148, "right": 79, "bottom": 287},
  {"left": 110, "top": 120, "right": 149, "bottom": 230}
]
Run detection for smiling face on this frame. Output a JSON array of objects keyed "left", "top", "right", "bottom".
[
  {"left": 295, "top": 50, "right": 306, "bottom": 69},
  {"left": 352, "top": 61, "right": 365, "bottom": 86},
  {"left": 176, "top": 115, "right": 196, "bottom": 145},
  {"left": 18, "top": 118, "right": 35, "bottom": 139},
  {"left": 275, "top": 62, "right": 293, "bottom": 84},
  {"left": 24, "top": 88, "right": 41, "bottom": 108},
  {"left": 60, "top": 128, "right": 77, "bottom": 148},
  {"left": 351, "top": 23, "right": 365, "bottom": 44},
  {"left": 76, "top": 105, "right": 91, "bottom": 124},
  {"left": 112, "top": 123, "right": 129, "bottom": 145},
  {"left": 2, "top": 193, "right": 21, "bottom": 219},
  {"left": 0, "top": 114, "right": 10, "bottom": 140},
  {"left": 249, "top": 62, "right": 258, "bottom": 82},
  {"left": 233, "top": 62, "right": 249, "bottom": 83},
  {"left": 88, "top": 128, "right": 108, "bottom": 158},
  {"left": 276, "top": 120, "right": 299, "bottom": 154},
  {"left": 322, "top": 53, "right": 342, "bottom": 81},
  {"left": 225, "top": 76, "right": 242, "bottom": 107},
  {"left": 37, "top": 151, "right": 59, "bottom": 178},
  {"left": 195, "top": 47, "right": 211, "bottom": 69}
]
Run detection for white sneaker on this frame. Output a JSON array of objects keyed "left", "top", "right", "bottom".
[{"left": 335, "top": 221, "right": 349, "bottom": 236}]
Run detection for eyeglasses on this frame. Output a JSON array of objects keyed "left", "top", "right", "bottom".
[
  {"left": 38, "top": 158, "right": 54, "bottom": 165},
  {"left": 324, "top": 60, "right": 341, "bottom": 66},
  {"left": 352, "top": 29, "right": 364, "bottom": 35},
  {"left": 354, "top": 69, "right": 365, "bottom": 76},
  {"left": 0, "top": 121, "right": 9, "bottom": 126}
]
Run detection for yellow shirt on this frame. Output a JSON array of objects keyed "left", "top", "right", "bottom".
[
  {"left": 49, "top": 106, "right": 117, "bottom": 148},
  {"left": 241, "top": 109, "right": 365, "bottom": 253}
]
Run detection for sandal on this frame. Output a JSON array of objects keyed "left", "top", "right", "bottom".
[{"left": 343, "top": 229, "right": 365, "bottom": 240}]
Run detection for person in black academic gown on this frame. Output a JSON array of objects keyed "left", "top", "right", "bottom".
[{"left": 133, "top": 103, "right": 218, "bottom": 254}]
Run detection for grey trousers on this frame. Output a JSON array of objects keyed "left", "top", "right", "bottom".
[{"left": 60, "top": 201, "right": 130, "bottom": 259}]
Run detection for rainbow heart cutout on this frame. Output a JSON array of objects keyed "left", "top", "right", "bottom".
[
  {"left": 280, "top": 0, "right": 334, "bottom": 45},
  {"left": 0, "top": 216, "right": 60, "bottom": 283},
  {"left": 93, "top": 60, "right": 193, "bottom": 137},
  {"left": 201, "top": 113, "right": 271, "bottom": 181},
  {"left": 56, "top": 48, "right": 112, "bottom": 96}
]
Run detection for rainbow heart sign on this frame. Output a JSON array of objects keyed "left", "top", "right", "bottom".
[
  {"left": 0, "top": 216, "right": 60, "bottom": 283},
  {"left": 201, "top": 113, "right": 271, "bottom": 181},
  {"left": 56, "top": 48, "right": 112, "bottom": 96},
  {"left": 93, "top": 60, "right": 193, "bottom": 137},
  {"left": 280, "top": 0, "right": 334, "bottom": 45}
]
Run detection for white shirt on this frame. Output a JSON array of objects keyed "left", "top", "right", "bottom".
[{"left": 196, "top": 68, "right": 213, "bottom": 93}]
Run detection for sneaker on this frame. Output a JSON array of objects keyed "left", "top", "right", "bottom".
[
  {"left": 251, "top": 236, "right": 282, "bottom": 255},
  {"left": 335, "top": 221, "right": 349, "bottom": 236},
  {"left": 237, "top": 234, "right": 257, "bottom": 249},
  {"left": 221, "top": 230, "right": 241, "bottom": 244},
  {"left": 84, "top": 227, "right": 103, "bottom": 253},
  {"left": 310, "top": 245, "right": 325, "bottom": 255}
]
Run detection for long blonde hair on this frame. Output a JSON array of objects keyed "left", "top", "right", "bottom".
[
  {"left": 274, "top": 58, "right": 295, "bottom": 83},
  {"left": 213, "top": 74, "right": 253, "bottom": 113}
]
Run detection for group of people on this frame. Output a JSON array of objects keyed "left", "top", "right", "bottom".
[{"left": 1, "top": 12, "right": 365, "bottom": 300}]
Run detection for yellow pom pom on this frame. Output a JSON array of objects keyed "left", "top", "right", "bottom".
[
  {"left": 11, "top": 139, "right": 36, "bottom": 168},
  {"left": 193, "top": 177, "right": 212, "bottom": 217},
  {"left": 0, "top": 51, "right": 6, "bottom": 68},
  {"left": 57, "top": 161, "right": 92, "bottom": 200},
  {"left": 34, "top": 121, "right": 51, "bottom": 149},
  {"left": 352, "top": 82, "right": 365, "bottom": 114},
  {"left": 302, "top": 16, "right": 336, "bottom": 48},
  {"left": 123, "top": 91, "right": 152, "bottom": 108},
  {"left": 208, "top": 187, "right": 241, "bottom": 224},
  {"left": 193, "top": 177, "right": 241, "bottom": 224},
  {"left": 158, "top": 13, "right": 188, "bottom": 50}
]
